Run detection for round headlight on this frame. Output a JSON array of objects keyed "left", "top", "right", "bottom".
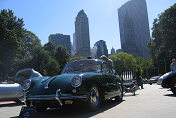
[
  {"left": 23, "top": 79, "right": 31, "bottom": 90},
  {"left": 71, "top": 75, "right": 82, "bottom": 87}
]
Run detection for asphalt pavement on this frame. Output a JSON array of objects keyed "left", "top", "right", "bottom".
[{"left": 0, "top": 84, "right": 176, "bottom": 118}]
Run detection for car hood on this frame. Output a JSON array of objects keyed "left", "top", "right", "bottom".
[
  {"left": 29, "top": 72, "right": 101, "bottom": 95},
  {"left": 29, "top": 74, "right": 79, "bottom": 95},
  {"left": 161, "top": 71, "right": 176, "bottom": 80}
]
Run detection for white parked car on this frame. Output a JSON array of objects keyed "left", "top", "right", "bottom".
[
  {"left": 148, "top": 76, "right": 160, "bottom": 85},
  {"left": 0, "top": 82, "right": 23, "bottom": 102},
  {"left": 0, "top": 68, "right": 42, "bottom": 102}
]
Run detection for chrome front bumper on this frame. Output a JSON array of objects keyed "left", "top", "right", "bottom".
[{"left": 24, "top": 89, "right": 88, "bottom": 106}]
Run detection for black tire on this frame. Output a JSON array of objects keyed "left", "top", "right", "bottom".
[
  {"left": 133, "top": 85, "right": 136, "bottom": 96},
  {"left": 115, "top": 85, "right": 123, "bottom": 102},
  {"left": 25, "top": 100, "right": 31, "bottom": 107},
  {"left": 171, "top": 79, "right": 176, "bottom": 95},
  {"left": 150, "top": 83, "right": 152, "bottom": 85},
  {"left": 88, "top": 84, "right": 102, "bottom": 111},
  {"left": 36, "top": 106, "right": 47, "bottom": 112}
]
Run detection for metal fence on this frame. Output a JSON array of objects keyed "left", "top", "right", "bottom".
[{"left": 121, "top": 71, "right": 134, "bottom": 86}]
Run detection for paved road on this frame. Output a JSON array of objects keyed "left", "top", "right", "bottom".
[{"left": 0, "top": 84, "right": 176, "bottom": 118}]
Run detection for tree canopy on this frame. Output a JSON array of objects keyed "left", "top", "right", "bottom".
[
  {"left": 148, "top": 3, "right": 176, "bottom": 74},
  {"left": 0, "top": 9, "right": 25, "bottom": 78},
  {"left": 55, "top": 45, "right": 70, "bottom": 73},
  {"left": 109, "top": 52, "right": 153, "bottom": 77},
  {"left": 0, "top": 9, "right": 61, "bottom": 79}
]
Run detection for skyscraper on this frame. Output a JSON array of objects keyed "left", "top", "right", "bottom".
[
  {"left": 75, "top": 9, "right": 90, "bottom": 57},
  {"left": 94, "top": 40, "right": 108, "bottom": 58},
  {"left": 118, "top": 0, "right": 150, "bottom": 58},
  {"left": 48, "top": 33, "right": 71, "bottom": 55},
  {"left": 111, "top": 47, "right": 116, "bottom": 55},
  {"left": 73, "top": 33, "right": 76, "bottom": 51}
]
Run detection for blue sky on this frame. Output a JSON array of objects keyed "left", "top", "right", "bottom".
[{"left": 1, "top": 0, "right": 176, "bottom": 53}]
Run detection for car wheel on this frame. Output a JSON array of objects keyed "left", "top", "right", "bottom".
[
  {"left": 36, "top": 105, "right": 47, "bottom": 112},
  {"left": 150, "top": 83, "right": 152, "bottom": 85},
  {"left": 133, "top": 85, "right": 136, "bottom": 96},
  {"left": 115, "top": 85, "right": 123, "bottom": 102},
  {"left": 88, "top": 84, "right": 102, "bottom": 111},
  {"left": 171, "top": 79, "right": 176, "bottom": 95}
]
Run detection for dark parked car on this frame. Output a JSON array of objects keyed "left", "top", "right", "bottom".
[
  {"left": 23, "top": 59, "right": 123, "bottom": 112},
  {"left": 148, "top": 76, "right": 160, "bottom": 85},
  {"left": 161, "top": 71, "right": 176, "bottom": 95}
]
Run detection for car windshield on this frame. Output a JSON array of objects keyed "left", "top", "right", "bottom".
[{"left": 62, "top": 60, "right": 101, "bottom": 73}]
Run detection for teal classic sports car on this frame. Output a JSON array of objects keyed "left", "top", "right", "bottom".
[{"left": 23, "top": 59, "right": 123, "bottom": 112}]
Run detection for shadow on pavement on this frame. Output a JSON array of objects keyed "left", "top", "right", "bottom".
[
  {"left": 10, "top": 100, "right": 123, "bottom": 118},
  {"left": 164, "top": 94, "right": 176, "bottom": 97},
  {"left": 0, "top": 102, "right": 23, "bottom": 108},
  {"left": 158, "top": 87, "right": 166, "bottom": 89}
]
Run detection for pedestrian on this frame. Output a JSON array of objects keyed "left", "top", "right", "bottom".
[
  {"left": 100, "top": 55, "right": 114, "bottom": 68},
  {"left": 170, "top": 58, "right": 176, "bottom": 72},
  {"left": 135, "top": 68, "right": 144, "bottom": 89}
]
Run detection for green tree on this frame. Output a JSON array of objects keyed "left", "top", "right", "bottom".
[
  {"left": 69, "top": 56, "right": 85, "bottom": 62},
  {"left": 10, "top": 30, "right": 42, "bottom": 76},
  {"left": 44, "top": 58, "right": 60, "bottom": 76},
  {"left": 149, "top": 4, "right": 176, "bottom": 74},
  {"left": 109, "top": 52, "right": 136, "bottom": 75},
  {"left": 43, "top": 41, "right": 55, "bottom": 56},
  {"left": 55, "top": 46, "right": 69, "bottom": 73},
  {"left": 26, "top": 47, "right": 60, "bottom": 76},
  {"left": 0, "top": 9, "right": 61, "bottom": 78},
  {"left": 0, "top": 9, "right": 25, "bottom": 79},
  {"left": 135, "top": 57, "right": 154, "bottom": 77}
]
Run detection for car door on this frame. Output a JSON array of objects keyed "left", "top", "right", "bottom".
[{"left": 101, "top": 62, "right": 120, "bottom": 99}]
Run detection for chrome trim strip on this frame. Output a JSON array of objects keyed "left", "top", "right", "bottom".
[
  {"left": 56, "top": 89, "right": 62, "bottom": 106},
  {"left": 44, "top": 76, "right": 56, "bottom": 89},
  {"left": 27, "top": 95, "right": 88, "bottom": 100},
  {"left": 60, "top": 95, "right": 88, "bottom": 99},
  {"left": 26, "top": 89, "right": 88, "bottom": 107},
  {"left": 28, "top": 97, "right": 56, "bottom": 100}
]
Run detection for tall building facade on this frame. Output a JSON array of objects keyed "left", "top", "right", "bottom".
[
  {"left": 75, "top": 9, "right": 90, "bottom": 57},
  {"left": 94, "top": 40, "right": 108, "bottom": 58},
  {"left": 118, "top": 0, "right": 150, "bottom": 58},
  {"left": 48, "top": 33, "right": 71, "bottom": 55},
  {"left": 73, "top": 33, "right": 76, "bottom": 51},
  {"left": 111, "top": 47, "right": 116, "bottom": 55},
  {"left": 116, "top": 49, "right": 123, "bottom": 54}
]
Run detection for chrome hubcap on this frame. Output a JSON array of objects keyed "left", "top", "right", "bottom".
[{"left": 90, "top": 87, "right": 99, "bottom": 106}]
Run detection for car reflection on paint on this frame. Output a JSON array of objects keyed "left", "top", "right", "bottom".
[{"left": 23, "top": 59, "right": 123, "bottom": 112}]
